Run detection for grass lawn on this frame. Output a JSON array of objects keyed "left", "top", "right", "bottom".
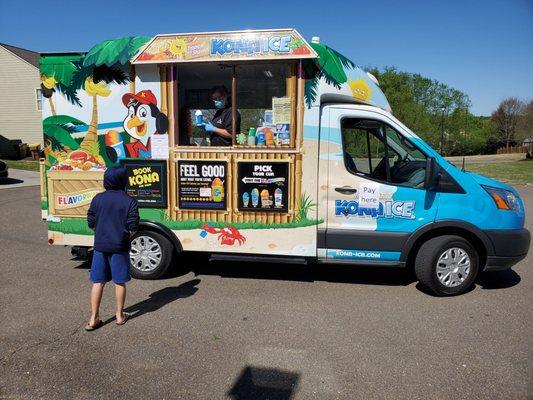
[
  {"left": 1, "top": 159, "right": 40, "bottom": 171},
  {"left": 465, "top": 161, "right": 533, "bottom": 185}
]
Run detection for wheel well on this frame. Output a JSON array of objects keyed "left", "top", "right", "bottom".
[
  {"left": 405, "top": 227, "right": 487, "bottom": 270},
  {"left": 138, "top": 220, "right": 183, "bottom": 253}
]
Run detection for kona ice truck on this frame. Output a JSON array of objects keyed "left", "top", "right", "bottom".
[{"left": 39, "top": 29, "right": 530, "bottom": 295}]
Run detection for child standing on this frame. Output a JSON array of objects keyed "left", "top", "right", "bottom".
[{"left": 85, "top": 167, "right": 139, "bottom": 331}]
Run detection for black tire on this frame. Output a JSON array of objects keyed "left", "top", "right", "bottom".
[
  {"left": 129, "top": 231, "right": 174, "bottom": 279},
  {"left": 414, "top": 235, "right": 479, "bottom": 296}
]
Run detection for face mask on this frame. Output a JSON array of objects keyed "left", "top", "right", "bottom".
[{"left": 213, "top": 99, "right": 225, "bottom": 109}]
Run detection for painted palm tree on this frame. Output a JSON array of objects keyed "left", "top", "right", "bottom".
[
  {"left": 71, "top": 36, "right": 151, "bottom": 156},
  {"left": 40, "top": 55, "right": 84, "bottom": 115},
  {"left": 42, "top": 115, "right": 84, "bottom": 165},
  {"left": 304, "top": 42, "right": 357, "bottom": 108}
]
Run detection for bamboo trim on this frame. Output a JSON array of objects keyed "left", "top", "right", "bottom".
[
  {"left": 39, "top": 159, "right": 46, "bottom": 199},
  {"left": 159, "top": 66, "right": 168, "bottom": 116},
  {"left": 296, "top": 60, "right": 305, "bottom": 149},
  {"left": 232, "top": 65, "right": 237, "bottom": 144},
  {"left": 166, "top": 66, "right": 176, "bottom": 218},
  {"left": 173, "top": 148, "right": 301, "bottom": 154},
  {"left": 288, "top": 63, "right": 297, "bottom": 148}
]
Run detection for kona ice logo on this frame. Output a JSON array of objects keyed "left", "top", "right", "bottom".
[
  {"left": 335, "top": 200, "right": 415, "bottom": 219},
  {"left": 211, "top": 35, "right": 292, "bottom": 55}
]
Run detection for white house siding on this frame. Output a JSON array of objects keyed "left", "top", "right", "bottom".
[{"left": 0, "top": 45, "right": 43, "bottom": 158}]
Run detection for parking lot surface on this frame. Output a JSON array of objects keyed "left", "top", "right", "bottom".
[{"left": 1, "top": 184, "right": 531, "bottom": 399}]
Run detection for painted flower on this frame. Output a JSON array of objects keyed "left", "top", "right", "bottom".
[
  {"left": 169, "top": 38, "right": 188, "bottom": 57},
  {"left": 348, "top": 78, "right": 372, "bottom": 102}
]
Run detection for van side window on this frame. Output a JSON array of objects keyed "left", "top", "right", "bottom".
[{"left": 341, "top": 118, "right": 427, "bottom": 188}]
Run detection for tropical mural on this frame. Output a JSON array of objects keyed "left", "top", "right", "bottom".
[
  {"left": 39, "top": 36, "right": 164, "bottom": 171},
  {"left": 303, "top": 42, "right": 390, "bottom": 112}
]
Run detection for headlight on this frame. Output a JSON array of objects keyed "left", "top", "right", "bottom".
[{"left": 482, "top": 185, "right": 520, "bottom": 211}]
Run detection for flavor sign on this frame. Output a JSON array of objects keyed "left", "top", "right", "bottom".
[
  {"left": 178, "top": 160, "right": 227, "bottom": 210},
  {"left": 122, "top": 160, "right": 167, "bottom": 208},
  {"left": 55, "top": 189, "right": 100, "bottom": 210},
  {"left": 237, "top": 161, "right": 289, "bottom": 213}
]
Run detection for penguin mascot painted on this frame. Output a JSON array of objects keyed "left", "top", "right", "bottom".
[{"left": 105, "top": 89, "right": 169, "bottom": 162}]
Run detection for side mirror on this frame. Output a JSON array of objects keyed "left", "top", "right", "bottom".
[{"left": 424, "top": 157, "right": 440, "bottom": 190}]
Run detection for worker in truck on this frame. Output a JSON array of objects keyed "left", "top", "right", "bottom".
[{"left": 200, "top": 85, "right": 240, "bottom": 146}]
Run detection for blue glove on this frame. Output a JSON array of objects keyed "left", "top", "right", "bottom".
[{"left": 201, "top": 122, "right": 216, "bottom": 132}]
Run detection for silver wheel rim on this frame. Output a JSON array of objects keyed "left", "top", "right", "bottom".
[
  {"left": 130, "top": 235, "right": 162, "bottom": 272},
  {"left": 436, "top": 247, "right": 471, "bottom": 287}
]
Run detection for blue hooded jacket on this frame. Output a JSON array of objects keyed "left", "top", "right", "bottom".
[{"left": 87, "top": 167, "right": 139, "bottom": 253}]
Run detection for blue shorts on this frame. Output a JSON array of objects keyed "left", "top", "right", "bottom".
[{"left": 90, "top": 250, "right": 131, "bottom": 284}]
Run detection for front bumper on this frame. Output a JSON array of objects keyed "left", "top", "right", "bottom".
[
  {"left": 0, "top": 169, "right": 8, "bottom": 179},
  {"left": 484, "top": 228, "right": 531, "bottom": 271}
]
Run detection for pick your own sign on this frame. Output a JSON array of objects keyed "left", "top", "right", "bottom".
[
  {"left": 178, "top": 160, "right": 227, "bottom": 210},
  {"left": 237, "top": 161, "right": 289, "bottom": 213},
  {"left": 121, "top": 160, "right": 167, "bottom": 208}
]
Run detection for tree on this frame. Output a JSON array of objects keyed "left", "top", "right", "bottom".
[
  {"left": 368, "top": 67, "right": 473, "bottom": 154},
  {"left": 491, "top": 97, "right": 525, "bottom": 151},
  {"left": 516, "top": 100, "right": 533, "bottom": 144}
]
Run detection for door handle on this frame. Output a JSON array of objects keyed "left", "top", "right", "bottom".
[{"left": 335, "top": 186, "right": 357, "bottom": 195}]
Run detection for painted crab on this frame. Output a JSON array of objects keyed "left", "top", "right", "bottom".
[{"left": 201, "top": 224, "right": 246, "bottom": 246}]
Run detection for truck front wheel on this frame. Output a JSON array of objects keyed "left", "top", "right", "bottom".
[
  {"left": 129, "top": 231, "right": 173, "bottom": 279},
  {"left": 414, "top": 235, "right": 479, "bottom": 296}
]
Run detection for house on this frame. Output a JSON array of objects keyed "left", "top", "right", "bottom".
[{"left": 0, "top": 43, "right": 43, "bottom": 159}]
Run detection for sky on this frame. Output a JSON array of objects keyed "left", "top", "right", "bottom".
[{"left": 1, "top": 0, "right": 531, "bottom": 116}]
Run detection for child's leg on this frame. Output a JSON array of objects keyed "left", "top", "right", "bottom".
[
  {"left": 115, "top": 283, "right": 126, "bottom": 322},
  {"left": 109, "top": 251, "right": 131, "bottom": 323},
  {"left": 90, "top": 283, "right": 105, "bottom": 325},
  {"left": 88, "top": 250, "right": 111, "bottom": 326}
]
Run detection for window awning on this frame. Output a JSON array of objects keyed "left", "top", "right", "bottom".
[{"left": 131, "top": 29, "right": 317, "bottom": 65}]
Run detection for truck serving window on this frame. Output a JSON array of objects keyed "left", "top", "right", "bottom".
[
  {"left": 341, "top": 119, "right": 427, "bottom": 188},
  {"left": 176, "top": 62, "right": 296, "bottom": 148}
]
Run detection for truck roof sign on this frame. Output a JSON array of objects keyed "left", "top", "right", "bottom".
[{"left": 131, "top": 29, "right": 317, "bottom": 64}]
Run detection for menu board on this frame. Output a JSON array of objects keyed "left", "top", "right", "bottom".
[
  {"left": 121, "top": 160, "right": 167, "bottom": 208},
  {"left": 237, "top": 161, "right": 289, "bottom": 213},
  {"left": 178, "top": 160, "right": 227, "bottom": 210}
]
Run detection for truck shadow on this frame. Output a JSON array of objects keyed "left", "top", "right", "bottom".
[
  {"left": 476, "top": 269, "right": 521, "bottom": 290},
  {"left": 184, "top": 254, "right": 522, "bottom": 293},
  {"left": 187, "top": 254, "right": 414, "bottom": 287}
]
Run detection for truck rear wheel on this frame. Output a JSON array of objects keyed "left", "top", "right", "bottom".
[
  {"left": 414, "top": 235, "right": 479, "bottom": 296},
  {"left": 129, "top": 231, "right": 173, "bottom": 279}
]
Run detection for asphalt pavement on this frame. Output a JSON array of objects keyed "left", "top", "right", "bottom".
[{"left": 0, "top": 183, "right": 531, "bottom": 400}]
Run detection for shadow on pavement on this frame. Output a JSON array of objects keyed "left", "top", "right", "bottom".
[
  {"left": 190, "top": 254, "right": 415, "bottom": 287},
  {"left": 227, "top": 366, "right": 299, "bottom": 400},
  {"left": 477, "top": 269, "right": 521, "bottom": 290},
  {"left": 74, "top": 252, "right": 522, "bottom": 294},
  {"left": 119, "top": 278, "right": 201, "bottom": 322},
  {"left": 0, "top": 178, "right": 24, "bottom": 185}
]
